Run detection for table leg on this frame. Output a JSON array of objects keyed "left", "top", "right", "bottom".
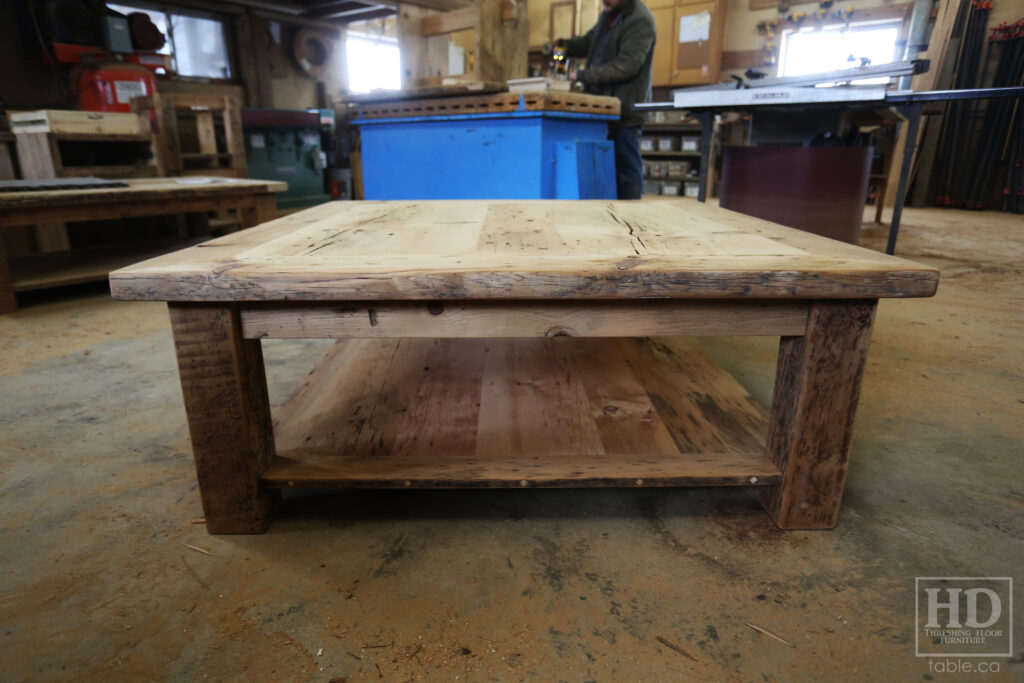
[
  {"left": 239, "top": 194, "right": 277, "bottom": 228},
  {"left": 761, "top": 300, "right": 877, "bottom": 529},
  {"left": 168, "top": 303, "right": 277, "bottom": 533},
  {"left": 0, "top": 238, "right": 17, "bottom": 313}
]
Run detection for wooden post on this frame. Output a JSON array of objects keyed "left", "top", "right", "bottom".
[
  {"left": 476, "top": 0, "right": 528, "bottom": 83},
  {"left": 239, "top": 194, "right": 277, "bottom": 228},
  {"left": 0, "top": 238, "right": 18, "bottom": 313},
  {"left": 168, "top": 303, "right": 277, "bottom": 533},
  {"left": 761, "top": 300, "right": 877, "bottom": 529}
]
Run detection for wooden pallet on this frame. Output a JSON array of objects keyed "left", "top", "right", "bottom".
[
  {"left": 7, "top": 110, "right": 159, "bottom": 180},
  {"left": 357, "top": 91, "right": 621, "bottom": 120},
  {"left": 8, "top": 110, "right": 148, "bottom": 137}
]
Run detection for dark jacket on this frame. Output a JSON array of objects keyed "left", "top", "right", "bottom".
[{"left": 564, "top": 0, "right": 656, "bottom": 128}]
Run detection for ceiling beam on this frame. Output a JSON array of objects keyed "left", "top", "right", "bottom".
[
  {"left": 332, "top": 7, "right": 396, "bottom": 22},
  {"left": 308, "top": 1, "right": 370, "bottom": 18},
  {"left": 321, "top": 3, "right": 390, "bottom": 18}
]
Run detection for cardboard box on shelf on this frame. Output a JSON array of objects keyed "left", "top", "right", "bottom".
[
  {"left": 667, "top": 160, "right": 690, "bottom": 177},
  {"left": 657, "top": 136, "right": 679, "bottom": 152}
]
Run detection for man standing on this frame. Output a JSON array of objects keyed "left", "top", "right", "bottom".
[{"left": 560, "top": 0, "right": 656, "bottom": 199}]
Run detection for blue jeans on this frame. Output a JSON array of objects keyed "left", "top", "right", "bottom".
[{"left": 611, "top": 125, "right": 643, "bottom": 199}]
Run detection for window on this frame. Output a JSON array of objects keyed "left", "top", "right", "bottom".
[
  {"left": 345, "top": 18, "right": 400, "bottom": 93},
  {"left": 778, "top": 22, "right": 902, "bottom": 84},
  {"left": 107, "top": 3, "right": 231, "bottom": 79}
]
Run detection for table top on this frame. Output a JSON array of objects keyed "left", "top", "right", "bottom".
[
  {"left": 0, "top": 177, "right": 286, "bottom": 210},
  {"left": 109, "top": 199, "right": 939, "bottom": 302},
  {"left": 355, "top": 91, "right": 620, "bottom": 122}
]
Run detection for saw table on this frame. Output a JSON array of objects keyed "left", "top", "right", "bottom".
[
  {"left": 637, "top": 80, "right": 1024, "bottom": 254},
  {"left": 110, "top": 199, "right": 938, "bottom": 534}
]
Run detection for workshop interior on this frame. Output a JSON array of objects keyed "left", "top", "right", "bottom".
[{"left": 1, "top": 0, "right": 1021, "bottom": 680}]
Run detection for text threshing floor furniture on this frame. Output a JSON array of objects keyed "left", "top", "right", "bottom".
[
  {"left": 109, "top": 200, "right": 939, "bottom": 533},
  {"left": 0, "top": 177, "right": 286, "bottom": 313}
]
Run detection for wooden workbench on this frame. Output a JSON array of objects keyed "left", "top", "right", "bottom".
[
  {"left": 0, "top": 177, "right": 286, "bottom": 313},
  {"left": 110, "top": 200, "right": 939, "bottom": 533}
]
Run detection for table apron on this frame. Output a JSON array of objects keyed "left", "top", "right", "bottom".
[
  {"left": 0, "top": 193, "right": 273, "bottom": 228},
  {"left": 238, "top": 300, "right": 811, "bottom": 339}
]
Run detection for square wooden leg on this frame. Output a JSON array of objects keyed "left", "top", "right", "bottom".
[
  {"left": 0, "top": 238, "right": 18, "bottom": 314},
  {"left": 239, "top": 194, "right": 277, "bottom": 228},
  {"left": 168, "top": 303, "right": 277, "bottom": 533},
  {"left": 761, "top": 300, "right": 877, "bottom": 529}
]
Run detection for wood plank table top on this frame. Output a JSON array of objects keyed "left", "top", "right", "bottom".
[
  {"left": 110, "top": 199, "right": 939, "bottom": 302},
  {"left": 0, "top": 177, "right": 287, "bottom": 213}
]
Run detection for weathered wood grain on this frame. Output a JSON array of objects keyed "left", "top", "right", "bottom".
[
  {"left": 263, "top": 452, "right": 780, "bottom": 489},
  {"left": 264, "top": 336, "right": 779, "bottom": 488},
  {"left": 109, "top": 199, "right": 940, "bottom": 302},
  {"left": 761, "top": 300, "right": 877, "bottom": 529},
  {"left": 168, "top": 304, "right": 277, "bottom": 533},
  {"left": 238, "top": 300, "right": 810, "bottom": 339}
]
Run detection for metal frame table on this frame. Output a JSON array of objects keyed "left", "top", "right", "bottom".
[{"left": 637, "top": 86, "right": 1024, "bottom": 254}]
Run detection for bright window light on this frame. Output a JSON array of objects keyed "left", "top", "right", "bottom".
[
  {"left": 108, "top": 3, "right": 231, "bottom": 78},
  {"left": 346, "top": 37, "right": 400, "bottom": 93},
  {"left": 778, "top": 23, "right": 901, "bottom": 84}
]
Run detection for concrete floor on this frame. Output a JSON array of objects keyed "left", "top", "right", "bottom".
[{"left": 1, "top": 206, "right": 1021, "bottom": 681}]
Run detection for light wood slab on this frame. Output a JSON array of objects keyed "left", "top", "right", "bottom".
[
  {"left": 263, "top": 336, "right": 780, "bottom": 488},
  {"left": 110, "top": 199, "right": 938, "bottom": 302},
  {"left": 0, "top": 177, "right": 286, "bottom": 211}
]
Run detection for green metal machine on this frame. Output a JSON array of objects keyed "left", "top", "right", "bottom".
[{"left": 241, "top": 108, "right": 330, "bottom": 212}]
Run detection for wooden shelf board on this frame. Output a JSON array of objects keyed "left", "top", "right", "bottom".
[
  {"left": 54, "top": 132, "right": 152, "bottom": 142},
  {"left": 10, "top": 239, "right": 204, "bottom": 292},
  {"left": 646, "top": 175, "right": 700, "bottom": 182},
  {"left": 181, "top": 153, "right": 233, "bottom": 159},
  {"left": 263, "top": 336, "right": 778, "bottom": 489},
  {"left": 643, "top": 123, "right": 702, "bottom": 131},
  {"left": 641, "top": 150, "right": 702, "bottom": 158}
]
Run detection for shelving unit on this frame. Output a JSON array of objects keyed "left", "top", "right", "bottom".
[{"left": 642, "top": 121, "right": 704, "bottom": 196}]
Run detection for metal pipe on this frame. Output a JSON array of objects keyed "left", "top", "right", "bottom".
[
  {"left": 899, "top": 0, "right": 932, "bottom": 89},
  {"left": 216, "top": 0, "right": 305, "bottom": 15}
]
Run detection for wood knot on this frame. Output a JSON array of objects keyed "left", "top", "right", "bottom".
[{"left": 426, "top": 302, "right": 444, "bottom": 316}]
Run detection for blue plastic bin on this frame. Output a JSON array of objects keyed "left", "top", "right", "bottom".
[{"left": 355, "top": 105, "right": 617, "bottom": 200}]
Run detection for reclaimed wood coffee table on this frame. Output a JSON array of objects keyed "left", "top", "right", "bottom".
[{"left": 110, "top": 200, "right": 938, "bottom": 534}]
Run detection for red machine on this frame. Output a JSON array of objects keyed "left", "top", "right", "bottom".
[{"left": 75, "top": 59, "right": 157, "bottom": 113}]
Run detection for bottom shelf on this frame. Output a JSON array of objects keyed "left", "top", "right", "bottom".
[{"left": 264, "top": 337, "right": 779, "bottom": 489}]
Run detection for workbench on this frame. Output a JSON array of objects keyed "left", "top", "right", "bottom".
[
  {"left": 354, "top": 91, "right": 621, "bottom": 199},
  {"left": 0, "top": 177, "right": 286, "bottom": 313},
  {"left": 110, "top": 200, "right": 938, "bottom": 534}
]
